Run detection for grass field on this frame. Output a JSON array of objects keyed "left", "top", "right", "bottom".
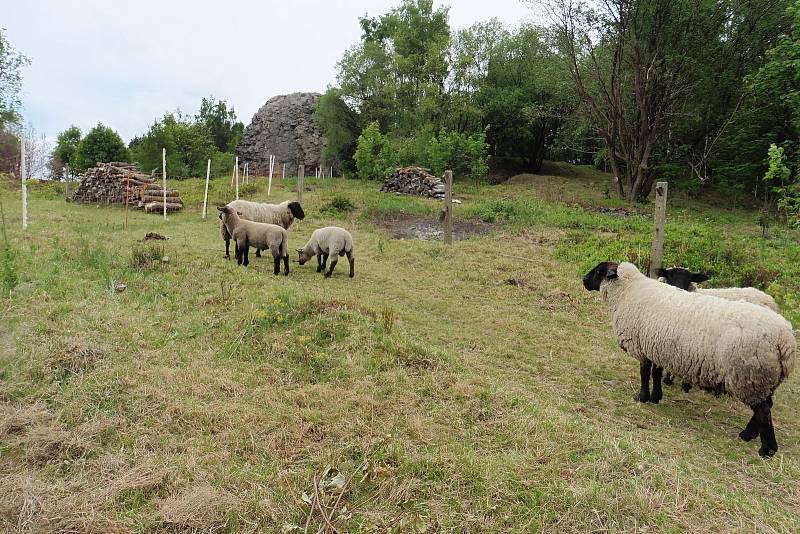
[{"left": 1, "top": 164, "right": 799, "bottom": 533}]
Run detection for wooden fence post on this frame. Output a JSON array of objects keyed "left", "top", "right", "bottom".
[
  {"left": 162, "top": 148, "right": 167, "bottom": 220},
  {"left": 297, "top": 164, "right": 304, "bottom": 204},
  {"left": 202, "top": 158, "right": 211, "bottom": 219},
  {"left": 443, "top": 170, "right": 453, "bottom": 245},
  {"left": 20, "top": 132, "right": 27, "bottom": 229},
  {"left": 234, "top": 156, "right": 239, "bottom": 200},
  {"left": 648, "top": 181, "right": 668, "bottom": 278},
  {"left": 282, "top": 163, "right": 285, "bottom": 181}
]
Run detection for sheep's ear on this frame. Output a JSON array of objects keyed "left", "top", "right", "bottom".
[
  {"left": 605, "top": 263, "right": 619, "bottom": 280},
  {"left": 296, "top": 248, "right": 303, "bottom": 253},
  {"left": 216, "top": 206, "right": 225, "bottom": 212},
  {"left": 690, "top": 272, "right": 709, "bottom": 283},
  {"left": 656, "top": 267, "right": 668, "bottom": 278}
]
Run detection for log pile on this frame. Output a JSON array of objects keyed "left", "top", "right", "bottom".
[
  {"left": 381, "top": 166, "right": 446, "bottom": 199},
  {"left": 72, "top": 162, "right": 184, "bottom": 213}
]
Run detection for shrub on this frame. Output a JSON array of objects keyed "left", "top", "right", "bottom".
[
  {"left": 321, "top": 194, "right": 356, "bottom": 215},
  {"left": 426, "top": 129, "right": 489, "bottom": 179},
  {"left": 355, "top": 121, "right": 397, "bottom": 181}
]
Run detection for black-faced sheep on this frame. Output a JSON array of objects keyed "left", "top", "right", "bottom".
[
  {"left": 217, "top": 206, "right": 289, "bottom": 275},
  {"left": 583, "top": 261, "right": 796, "bottom": 457},
  {"left": 219, "top": 199, "right": 304, "bottom": 259},
  {"left": 296, "top": 227, "right": 355, "bottom": 278},
  {"left": 657, "top": 267, "right": 781, "bottom": 391}
]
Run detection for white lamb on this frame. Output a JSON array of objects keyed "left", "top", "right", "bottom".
[
  {"left": 219, "top": 199, "right": 304, "bottom": 259},
  {"left": 583, "top": 261, "right": 796, "bottom": 457},
  {"left": 296, "top": 227, "right": 355, "bottom": 278}
]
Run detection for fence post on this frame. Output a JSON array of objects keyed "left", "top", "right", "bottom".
[
  {"left": 234, "top": 156, "right": 239, "bottom": 200},
  {"left": 443, "top": 170, "right": 453, "bottom": 245},
  {"left": 297, "top": 164, "right": 304, "bottom": 204},
  {"left": 203, "top": 158, "right": 211, "bottom": 219},
  {"left": 162, "top": 148, "right": 167, "bottom": 219},
  {"left": 648, "top": 181, "right": 668, "bottom": 278},
  {"left": 20, "top": 132, "right": 27, "bottom": 229},
  {"left": 282, "top": 163, "right": 285, "bottom": 181},
  {"left": 124, "top": 170, "right": 130, "bottom": 231},
  {"left": 64, "top": 166, "right": 70, "bottom": 200}
]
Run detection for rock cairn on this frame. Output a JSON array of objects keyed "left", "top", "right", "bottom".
[
  {"left": 380, "top": 167, "right": 446, "bottom": 199},
  {"left": 72, "top": 162, "right": 184, "bottom": 213}
]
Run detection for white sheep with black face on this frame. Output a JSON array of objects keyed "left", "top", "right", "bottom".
[
  {"left": 218, "top": 206, "right": 290, "bottom": 275},
  {"left": 219, "top": 199, "right": 305, "bottom": 259},
  {"left": 657, "top": 266, "right": 781, "bottom": 392},
  {"left": 583, "top": 261, "right": 796, "bottom": 458},
  {"left": 296, "top": 227, "right": 355, "bottom": 278}
]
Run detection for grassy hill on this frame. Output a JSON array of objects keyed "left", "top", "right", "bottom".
[{"left": 1, "top": 164, "right": 798, "bottom": 532}]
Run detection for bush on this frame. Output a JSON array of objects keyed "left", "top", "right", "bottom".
[
  {"left": 321, "top": 194, "right": 356, "bottom": 215},
  {"left": 355, "top": 121, "right": 397, "bottom": 180},
  {"left": 426, "top": 129, "right": 489, "bottom": 179}
]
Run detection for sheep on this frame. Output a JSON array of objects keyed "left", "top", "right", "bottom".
[
  {"left": 296, "top": 227, "right": 355, "bottom": 278},
  {"left": 657, "top": 266, "right": 781, "bottom": 391},
  {"left": 217, "top": 206, "right": 290, "bottom": 275},
  {"left": 583, "top": 261, "right": 796, "bottom": 457},
  {"left": 219, "top": 199, "right": 304, "bottom": 259},
  {"left": 657, "top": 267, "right": 779, "bottom": 311}
]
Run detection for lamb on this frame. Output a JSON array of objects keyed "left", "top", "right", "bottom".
[
  {"left": 657, "top": 266, "right": 780, "bottom": 391},
  {"left": 296, "top": 227, "right": 355, "bottom": 278},
  {"left": 219, "top": 199, "right": 304, "bottom": 259},
  {"left": 217, "top": 206, "right": 290, "bottom": 275},
  {"left": 583, "top": 261, "right": 796, "bottom": 457}
]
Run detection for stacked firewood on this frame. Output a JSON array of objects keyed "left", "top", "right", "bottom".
[
  {"left": 72, "top": 162, "right": 184, "bottom": 213},
  {"left": 380, "top": 166, "right": 446, "bottom": 199}
]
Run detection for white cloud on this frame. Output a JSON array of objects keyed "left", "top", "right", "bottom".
[{"left": 4, "top": 0, "right": 532, "bottom": 142}]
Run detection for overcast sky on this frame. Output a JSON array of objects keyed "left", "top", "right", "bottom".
[{"left": 4, "top": 0, "right": 534, "bottom": 144}]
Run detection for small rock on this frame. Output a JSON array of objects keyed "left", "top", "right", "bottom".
[
  {"left": 161, "top": 256, "right": 169, "bottom": 264},
  {"left": 114, "top": 282, "right": 127, "bottom": 293}
]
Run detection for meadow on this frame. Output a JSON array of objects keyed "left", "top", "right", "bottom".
[{"left": 1, "top": 164, "right": 799, "bottom": 533}]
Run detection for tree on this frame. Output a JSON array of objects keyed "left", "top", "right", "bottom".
[
  {"left": 196, "top": 97, "right": 244, "bottom": 153},
  {"left": 313, "top": 88, "right": 361, "bottom": 172},
  {"left": 51, "top": 126, "right": 82, "bottom": 177},
  {"left": 72, "top": 123, "right": 128, "bottom": 172},
  {"left": 354, "top": 121, "right": 396, "bottom": 180},
  {"left": 480, "top": 26, "right": 575, "bottom": 172},
  {"left": 129, "top": 112, "right": 214, "bottom": 178},
  {"left": 549, "top": 0, "right": 733, "bottom": 201},
  {"left": 0, "top": 29, "right": 29, "bottom": 129}
]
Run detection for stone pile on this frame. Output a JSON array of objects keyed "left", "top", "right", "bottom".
[
  {"left": 72, "top": 162, "right": 184, "bottom": 213},
  {"left": 380, "top": 167, "right": 446, "bottom": 199}
]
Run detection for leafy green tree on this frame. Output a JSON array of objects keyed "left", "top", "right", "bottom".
[
  {"left": 354, "top": 121, "right": 396, "bottom": 180},
  {"left": 196, "top": 97, "right": 244, "bottom": 152},
  {"left": 480, "top": 26, "right": 574, "bottom": 172},
  {"left": 0, "top": 29, "right": 29, "bottom": 129},
  {"left": 129, "top": 113, "right": 214, "bottom": 178},
  {"left": 51, "top": 126, "right": 82, "bottom": 175},
  {"left": 313, "top": 88, "right": 361, "bottom": 172},
  {"left": 72, "top": 124, "right": 128, "bottom": 171}
]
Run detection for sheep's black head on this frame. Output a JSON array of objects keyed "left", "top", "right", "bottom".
[
  {"left": 296, "top": 248, "right": 311, "bottom": 265},
  {"left": 583, "top": 262, "right": 619, "bottom": 291},
  {"left": 217, "top": 205, "right": 230, "bottom": 220},
  {"left": 656, "top": 267, "right": 709, "bottom": 291},
  {"left": 288, "top": 202, "right": 305, "bottom": 221}
]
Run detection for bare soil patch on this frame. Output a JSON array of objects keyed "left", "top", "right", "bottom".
[{"left": 373, "top": 214, "right": 496, "bottom": 241}]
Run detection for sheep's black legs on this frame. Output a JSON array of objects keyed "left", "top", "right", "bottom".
[
  {"left": 235, "top": 242, "right": 242, "bottom": 265},
  {"left": 325, "top": 259, "right": 338, "bottom": 277},
  {"left": 316, "top": 254, "right": 323, "bottom": 272},
  {"left": 242, "top": 243, "right": 250, "bottom": 266},
  {"left": 320, "top": 253, "right": 329, "bottom": 274},
  {"left": 739, "top": 413, "right": 760, "bottom": 442},
  {"left": 751, "top": 396, "right": 778, "bottom": 457},
  {"left": 651, "top": 365, "right": 663, "bottom": 404},
  {"left": 256, "top": 248, "right": 262, "bottom": 258},
  {"left": 681, "top": 382, "right": 693, "bottom": 392},
  {"left": 272, "top": 253, "right": 281, "bottom": 275},
  {"left": 346, "top": 251, "right": 355, "bottom": 278},
  {"left": 636, "top": 359, "right": 652, "bottom": 403},
  {"left": 282, "top": 255, "right": 289, "bottom": 276},
  {"left": 664, "top": 373, "right": 674, "bottom": 386},
  {"left": 225, "top": 238, "right": 231, "bottom": 259}
]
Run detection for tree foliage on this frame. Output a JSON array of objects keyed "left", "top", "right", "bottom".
[
  {"left": 0, "top": 29, "right": 29, "bottom": 129},
  {"left": 196, "top": 97, "right": 244, "bottom": 153},
  {"left": 129, "top": 112, "right": 214, "bottom": 179},
  {"left": 51, "top": 126, "right": 81, "bottom": 176},
  {"left": 72, "top": 124, "right": 128, "bottom": 172}
]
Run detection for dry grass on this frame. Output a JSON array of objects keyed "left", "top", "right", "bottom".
[{"left": 0, "top": 170, "right": 798, "bottom": 532}]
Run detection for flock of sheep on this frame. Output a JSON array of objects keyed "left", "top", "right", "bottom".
[
  {"left": 214, "top": 197, "right": 796, "bottom": 459},
  {"left": 217, "top": 199, "right": 355, "bottom": 278}
]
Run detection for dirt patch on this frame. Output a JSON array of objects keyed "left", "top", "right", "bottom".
[
  {"left": 373, "top": 215, "right": 496, "bottom": 241},
  {"left": 580, "top": 203, "right": 650, "bottom": 217}
]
